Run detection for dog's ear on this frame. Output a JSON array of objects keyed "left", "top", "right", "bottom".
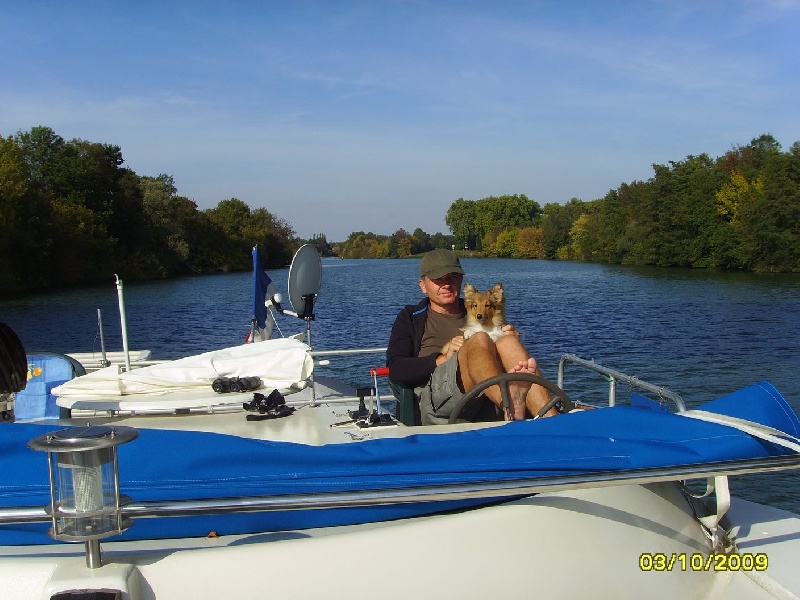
[
  {"left": 489, "top": 283, "right": 504, "bottom": 303},
  {"left": 463, "top": 283, "right": 476, "bottom": 299}
]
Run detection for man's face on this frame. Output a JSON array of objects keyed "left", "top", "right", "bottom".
[{"left": 419, "top": 272, "right": 463, "bottom": 312}]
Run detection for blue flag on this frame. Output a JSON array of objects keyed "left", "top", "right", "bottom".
[{"left": 252, "top": 246, "right": 275, "bottom": 336}]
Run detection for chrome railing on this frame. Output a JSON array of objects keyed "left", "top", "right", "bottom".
[
  {"left": 307, "top": 347, "right": 387, "bottom": 406},
  {"left": 1, "top": 454, "right": 798, "bottom": 527},
  {"left": 557, "top": 353, "right": 685, "bottom": 412}
]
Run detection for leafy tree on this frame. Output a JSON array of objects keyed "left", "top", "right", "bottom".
[
  {"left": 569, "top": 213, "right": 592, "bottom": 260},
  {"left": 591, "top": 190, "right": 628, "bottom": 263},
  {"left": 0, "top": 135, "right": 34, "bottom": 291},
  {"left": 247, "top": 207, "right": 295, "bottom": 268},
  {"left": 516, "top": 227, "right": 544, "bottom": 259},
  {"left": 410, "top": 228, "right": 432, "bottom": 254},
  {"left": 0, "top": 127, "right": 304, "bottom": 294},
  {"left": 495, "top": 227, "right": 519, "bottom": 257},
  {"left": 475, "top": 194, "right": 540, "bottom": 237},
  {"left": 13, "top": 126, "right": 67, "bottom": 192},
  {"left": 392, "top": 229, "right": 413, "bottom": 258},
  {"left": 445, "top": 198, "right": 478, "bottom": 250},
  {"left": 446, "top": 194, "right": 541, "bottom": 252},
  {"left": 430, "top": 231, "right": 456, "bottom": 250},
  {"left": 304, "top": 234, "right": 334, "bottom": 257},
  {"left": 481, "top": 229, "right": 499, "bottom": 255},
  {"left": 541, "top": 198, "right": 587, "bottom": 259},
  {"left": 209, "top": 198, "right": 252, "bottom": 240},
  {"left": 138, "top": 174, "right": 193, "bottom": 276},
  {"left": 334, "top": 232, "right": 388, "bottom": 258}
]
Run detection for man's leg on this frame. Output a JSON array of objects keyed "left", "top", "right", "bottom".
[
  {"left": 494, "top": 335, "right": 557, "bottom": 418},
  {"left": 457, "top": 333, "right": 538, "bottom": 420}
]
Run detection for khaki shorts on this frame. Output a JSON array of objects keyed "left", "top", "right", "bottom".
[{"left": 416, "top": 354, "right": 499, "bottom": 425}]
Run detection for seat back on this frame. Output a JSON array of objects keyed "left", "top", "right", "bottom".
[
  {"left": 389, "top": 380, "right": 421, "bottom": 426},
  {"left": 14, "top": 353, "right": 86, "bottom": 421}
]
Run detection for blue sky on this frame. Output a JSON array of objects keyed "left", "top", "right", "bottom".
[{"left": 2, "top": 1, "right": 798, "bottom": 242}]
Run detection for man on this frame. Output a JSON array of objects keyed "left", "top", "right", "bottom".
[{"left": 387, "top": 248, "right": 556, "bottom": 425}]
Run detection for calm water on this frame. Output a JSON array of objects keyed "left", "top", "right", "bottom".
[{"left": 3, "top": 259, "right": 800, "bottom": 511}]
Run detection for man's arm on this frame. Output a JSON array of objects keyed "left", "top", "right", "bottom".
[{"left": 386, "top": 308, "right": 438, "bottom": 387}]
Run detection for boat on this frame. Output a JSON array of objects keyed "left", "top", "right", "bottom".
[{"left": 2, "top": 246, "right": 800, "bottom": 599}]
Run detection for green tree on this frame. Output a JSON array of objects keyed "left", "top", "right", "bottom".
[
  {"left": 430, "top": 231, "right": 456, "bottom": 250},
  {"left": 392, "top": 229, "right": 413, "bottom": 258},
  {"left": 516, "top": 227, "right": 544, "bottom": 259},
  {"left": 445, "top": 198, "right": 478, "bottom": 250},
  {"left": 305, "top": 234, "right": 333, "bottom": 257},
  {"left": 410, "top": 228, "right": 432, "bottom": 254},
  {"left": 569, "top": 213, "right": 592, "bottom": 260},
  {"left": 495, "top": 227, "right": 519, "bottom": 257},
  {"left": 591, "top": 190, "right": 628, "bottom": 263},
  {"left": 541, "top": 198, "right": 587, "bottom": 259},
  {"left": 734, "top": 138, "right": 799, "bottom": 271},
  {"left": 247, "top": 207, "right": 295, "bottom": 268},
  {"left": 0, "top": 135, "right": 34, "bottom": 291},
  {"left": 334, "top": 232, "right": 388, "bottom": 258}
]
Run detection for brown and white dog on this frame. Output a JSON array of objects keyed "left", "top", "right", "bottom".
[{"left": 442, "top": 283, "right": 505, "bottom": 354}]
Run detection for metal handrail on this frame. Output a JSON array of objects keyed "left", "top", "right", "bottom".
[
  {"left": 310, "top": 347, "right": 387, "bottom": 357},
  {"left": 307, "top": 347, "right": 388, "bottom": 406},
  {"left": 1, "top": 454, "right": 798, "bottom": 526},
  {"left": 557, "top": 354, "right": 685, "bottom": 412}
]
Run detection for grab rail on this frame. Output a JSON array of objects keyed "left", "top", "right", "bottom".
[
  {"left": 1, "top": 453, "right": 797, "bottom": 526},
  {"left": 307, "top": 347, "right": 388, "bottom": 406},
  {"left": 310, "top": 347, "right": 387, "bottom": 357},
  {"left": 557, "top": 354, "right": 685, "bottom": 412}
]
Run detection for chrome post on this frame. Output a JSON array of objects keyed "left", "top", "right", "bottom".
[
  {"left": 115, "top": 275, "right": 132, "bottom": 372},
  {"left": 85, "top": 540, "right": 102, "bottom": 569},
  {"left": 608, "top": 377, "right": 616, "bottom": 407},
  {"left": 97, "top": 309, "right": 109, "bottom": 367}
]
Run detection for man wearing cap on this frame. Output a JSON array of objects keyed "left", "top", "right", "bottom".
[{"left": 387, "top": 249, "right": 555, "bottom": 425}]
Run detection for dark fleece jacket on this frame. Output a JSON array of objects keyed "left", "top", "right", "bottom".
[{"left": 386, "top": 297, "right": 466, "bottom": 388}]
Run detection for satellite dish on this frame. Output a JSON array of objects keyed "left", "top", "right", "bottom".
[{"left": 287, "top": 244, "right": 322, "bottom": 319}]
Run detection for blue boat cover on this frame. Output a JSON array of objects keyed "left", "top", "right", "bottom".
[{"left": 1, "top": 381, "right": 798, "bottom": 546}]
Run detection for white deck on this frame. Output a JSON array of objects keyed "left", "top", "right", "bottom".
[{"left": 61, "top": 376, "right": 501, "bottom": 444}]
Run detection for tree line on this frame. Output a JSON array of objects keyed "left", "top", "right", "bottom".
[
  {"left": 338, "top": 134, "right": 800, "bottom": 273},
  {"left": 0, "top": 127, "right": 298, "bottom": 295},
  {"left": 3, "top": 127, "right": 797, "bottom": 298},
  {"left": 332, "top": 229, "right": 455, "bottom": 258}
]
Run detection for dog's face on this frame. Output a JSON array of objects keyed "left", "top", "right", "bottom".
[{"left": 463, "top": 283, "right": 504, "bottom": 326}]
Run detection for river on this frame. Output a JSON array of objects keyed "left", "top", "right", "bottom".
[{"left": 2, "top": 257, "right": 800, "bottom": 512}]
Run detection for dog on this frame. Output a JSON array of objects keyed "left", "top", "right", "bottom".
[{"left": 442, "top": 282, "right": 505, "bottom": 354}]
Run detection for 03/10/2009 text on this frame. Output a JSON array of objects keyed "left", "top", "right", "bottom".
[{"left": 639, "top": 552, "right": 768, "bottom": 572}]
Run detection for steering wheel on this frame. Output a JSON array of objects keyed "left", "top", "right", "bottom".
[{"left": 448, "top": 372, "right": 575, "bottom": 424}]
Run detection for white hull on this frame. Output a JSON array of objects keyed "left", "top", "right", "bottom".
[{"left": 2, "top": 483, "right": 798, "bottom": 599}]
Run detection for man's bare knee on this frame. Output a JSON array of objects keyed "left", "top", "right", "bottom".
[{"left": 463, "top": 331, "right": 493, "bottom": 353}]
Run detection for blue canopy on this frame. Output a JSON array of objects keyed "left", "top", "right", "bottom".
[{"left": 1, "top": 381, "right": 798, "bottom": 546}]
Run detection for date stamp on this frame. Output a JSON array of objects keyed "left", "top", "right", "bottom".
[{"left": 639, "top": 552, "right": 768, "bottom": 572}]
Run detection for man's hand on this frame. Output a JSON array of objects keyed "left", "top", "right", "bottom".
[
  {"left": 501, "top": 324, "right": 520, "bottom": 337},
  {"left": 437, "top": 335, "right": 464, "bottom": 365}
]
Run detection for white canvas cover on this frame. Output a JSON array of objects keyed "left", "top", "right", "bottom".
[{"left": 54, "top": 337, "right": 313, "bottom": 398}]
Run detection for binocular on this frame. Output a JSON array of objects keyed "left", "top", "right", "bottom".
[{"left": 212, "top": 376, "right": 262, "bottom": 394}]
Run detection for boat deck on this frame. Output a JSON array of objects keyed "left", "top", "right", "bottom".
[{"left": 53, "top": 376, "right": 499, "bottom": 444}]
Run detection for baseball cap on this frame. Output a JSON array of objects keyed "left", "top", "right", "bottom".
[{"left": 419, "top": 249, "right": 464, "bottom": 279}]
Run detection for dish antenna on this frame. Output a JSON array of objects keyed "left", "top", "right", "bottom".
[{"left": 286, "top": 244, "right": 322, "bottom": 346}]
